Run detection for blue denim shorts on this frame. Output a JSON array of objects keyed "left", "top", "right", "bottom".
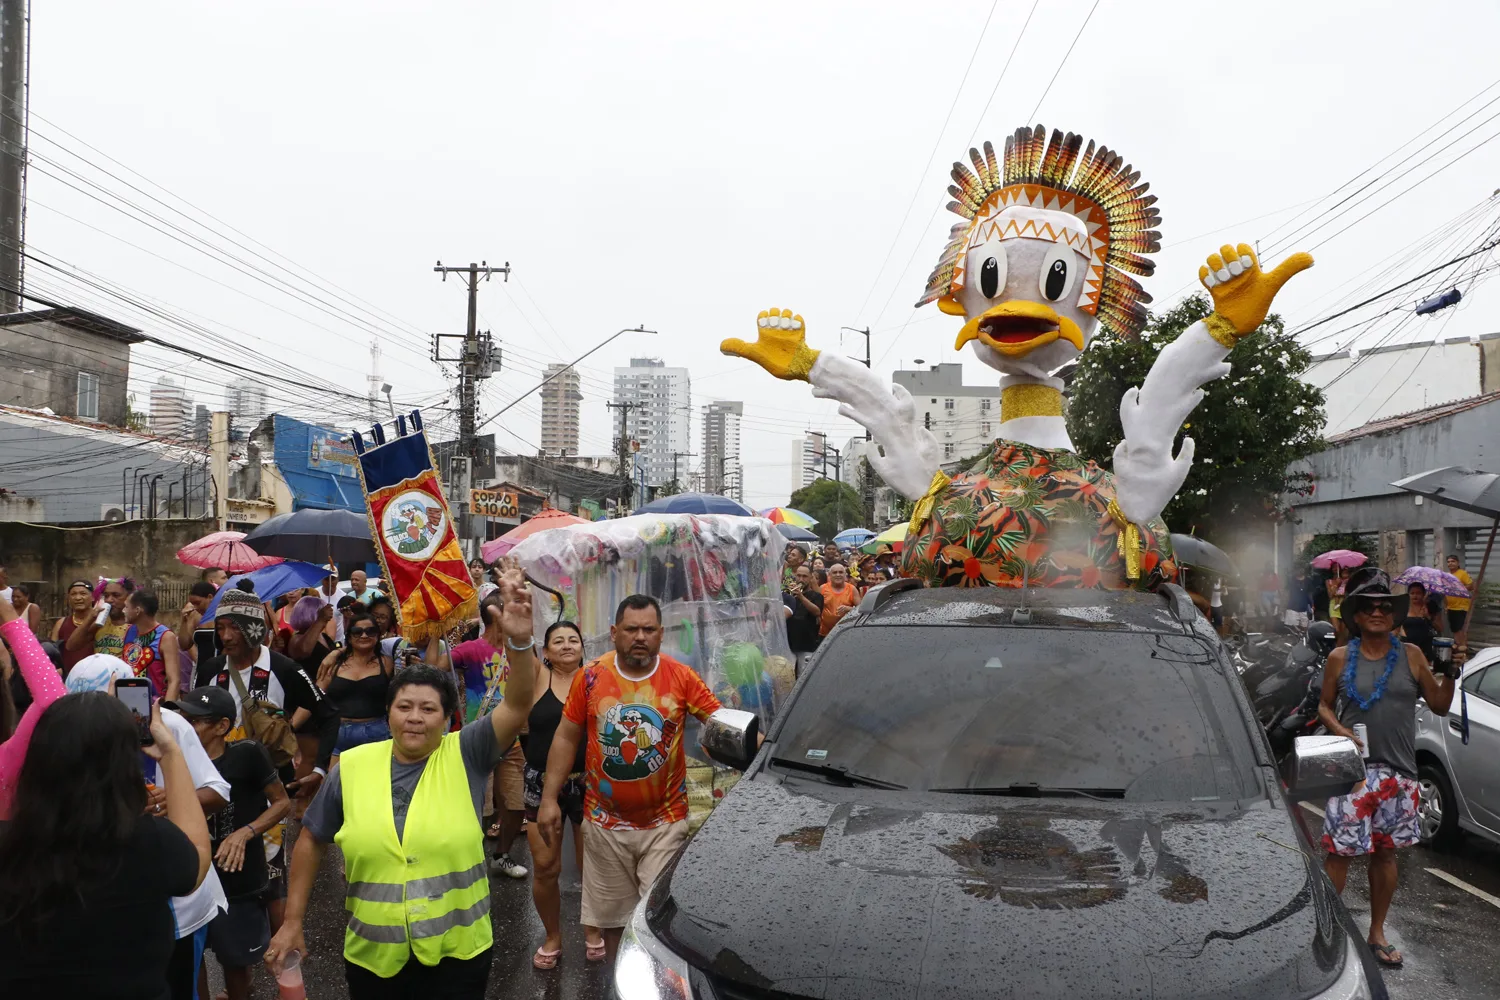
[{"left": 335, "top": 718, "right": 391, "bottom": 754}]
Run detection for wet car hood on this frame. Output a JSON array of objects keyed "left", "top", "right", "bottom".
[{"left": 657, "top": 776, "right": 1349, "bottom": 1000}]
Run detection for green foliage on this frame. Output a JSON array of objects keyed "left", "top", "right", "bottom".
[
  {"left": 654, "top": 479, "right": 682, "bottom": 498},
  {"left": 1066, "top": 293, "right": 1326, "bottom": 540},
  {"left": 124, "top": 392, "right": 148, "bottom": 432},
  {"left": 790, "top": 478, "right": 865, "bottom": 540},
  {"left": 1297, "top": 532, "right": 1376, "bottom": 568}
]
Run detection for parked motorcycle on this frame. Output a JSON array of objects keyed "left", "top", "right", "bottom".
[{"left": 1255, "top": 622, "right": 1337, "bottom": 763}]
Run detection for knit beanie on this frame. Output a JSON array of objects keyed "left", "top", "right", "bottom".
[{"left": 217, "top": 587, "right": 268, "bottom": 647}]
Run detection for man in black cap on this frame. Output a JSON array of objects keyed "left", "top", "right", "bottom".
[
  {"left": 167, "top": 687, "right": 291, "bottom": 1000},
  {"left": 1316, "top": 567, "right": 1456, "bottom": 970}
]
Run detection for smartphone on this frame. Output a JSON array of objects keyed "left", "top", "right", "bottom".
[{"left": 115, "top": 677, "right": 154, "bottom": 746}]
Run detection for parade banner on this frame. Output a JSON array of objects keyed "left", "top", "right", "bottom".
[{"left": 352, "top": 411, "right": 476, "bottom": 641}]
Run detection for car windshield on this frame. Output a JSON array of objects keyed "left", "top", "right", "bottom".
[{"left": 772, "top": 625, "right": 1255, "bottom": 802}]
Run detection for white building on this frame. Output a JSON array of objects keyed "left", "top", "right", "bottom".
[
  {"left": 701, "top": 400, "right": 743, "bottom": 499},
  {"left": 1303, "top": 333, "right": 1500, "bottom": 436},
  {"left": 540, "top": 363, "right": 582, "bottom": 456},
  {"left": 791, "top": 432, "right": 826, "bottom": 495},
  {"left": 226, "top": 377, "right": 270, "bottom": 428},
  {"left": 892, "top": 363, "right": 1002, "bottom": 465},
  {"left": 149, "top": 376, "right": 191, "bottom": 438},
  {"left": 613, "top": 358, "right": 691, "bottom": 487}
]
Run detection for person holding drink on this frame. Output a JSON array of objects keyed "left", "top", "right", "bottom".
[{"left": 1316, "top": 567, "right": 1456, "bottom": 969}]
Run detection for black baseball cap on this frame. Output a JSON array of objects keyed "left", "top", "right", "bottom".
[{"left": 164, "top": 686, "right": 237, "bottom": 721}]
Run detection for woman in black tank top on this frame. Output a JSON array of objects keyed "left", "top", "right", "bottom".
[
  {"left": 524, "top": 621, "right": 604, "bottom": 967},
  {"left": 317, "top": 610, "right": 395, "bottom": 757}
]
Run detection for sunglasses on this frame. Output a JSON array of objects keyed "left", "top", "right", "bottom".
[
  {"left": 1359, "top": 600, "right": 1394, "bottom": 615},
  {"left": 349, "top": 626, "right": 380, "bottom": 637}
]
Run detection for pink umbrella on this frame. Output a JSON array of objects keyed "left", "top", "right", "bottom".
[
  {"left": 177, "top": 530, "right": 285, "bottom": 573},
  {"left": 480, "top": 508, "right": 589, "bottom": 563},
  {"left": 1310, "top": 549, "right": 1368, "bottom": 571}
]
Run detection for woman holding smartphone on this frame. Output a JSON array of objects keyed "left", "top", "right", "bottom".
[{"left": 0, "top": 694, "right": 212, "bottom": 996}]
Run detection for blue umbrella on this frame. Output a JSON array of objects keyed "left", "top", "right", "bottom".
[
  {"left": 776, "top": 523, "right": 819, "bottom": 542},
  {"left": 634, "top": 492, "right": 754, "bottom": 516},
  {"left": 833, "top": 527, "right": 876, "bottom": 547},
  {"left": 203, "top": 560, "right": 336, "bottom": 621}
]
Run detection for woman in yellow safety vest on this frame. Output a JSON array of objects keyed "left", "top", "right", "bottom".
[{"left": 266, "top": 562, "right": 537, "bottom": 998}]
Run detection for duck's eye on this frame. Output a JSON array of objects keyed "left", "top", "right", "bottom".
[
  {"left": 978, "top": 249, "right": 1006, "bottom": 299},
  {"left": 1039, "top": 247, "right": 1074, "bottom": 302}
]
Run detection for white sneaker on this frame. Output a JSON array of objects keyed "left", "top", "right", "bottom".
[{"left": 491, "top": 853, "right": 528, "bottom": 879}]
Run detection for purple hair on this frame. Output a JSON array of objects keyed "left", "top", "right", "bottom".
[
  {"left": 92, "top": 577, "right": 136, "bottom": 601},
  {"left": 288, "top": 595, "right": 326, "bottom": 632}
]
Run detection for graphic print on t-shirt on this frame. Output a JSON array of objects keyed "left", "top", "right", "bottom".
[{"left": 599, "top": 702, "right": 679, "bottom": 783}]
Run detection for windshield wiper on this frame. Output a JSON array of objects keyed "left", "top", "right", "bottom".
[
  {"left": 770, "top": 757, "right": 907, "bottom": 789},
  {"left": 930, "top": 783, "right": 1126, "bottom": 800}
]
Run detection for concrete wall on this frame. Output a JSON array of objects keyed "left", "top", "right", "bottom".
[
  {"left": 0, "top": 516, "right": 216, "bottom": 620},
  {"left": 0, "top": 319, "right": 134, "bottom": 426}
]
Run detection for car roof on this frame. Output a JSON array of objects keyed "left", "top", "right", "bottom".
[{"left": 852, "top": 581, "right": 1208, "bottom": 636}]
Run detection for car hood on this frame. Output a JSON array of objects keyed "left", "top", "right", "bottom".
[{"left": 658, "top": 777, "right": 1348, "bottom": 1000}]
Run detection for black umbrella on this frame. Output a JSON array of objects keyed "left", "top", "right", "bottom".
[
  {"left": 243, "top": 508, "right": 378, "bottom": 564},
  {"left": 1170, "top": 534, "right": 1238, "bottom": 578},
  {"left": 1392, "top": 465, "right": 1500, "bottom": 596},
  {"left": 775, "top": 522, "right": 819, "bottom": 542}
]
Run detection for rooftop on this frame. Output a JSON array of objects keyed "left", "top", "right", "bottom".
[
  {"left": 1325, "top": 390, "right": 1500, "bottom": 445},
  {"left": 0, "top": 306, "right": 146, "bottom": 344}
]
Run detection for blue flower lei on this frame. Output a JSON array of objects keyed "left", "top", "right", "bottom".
[{"left": 1342, "top": 637, "right": 1398, "bottom": 711}]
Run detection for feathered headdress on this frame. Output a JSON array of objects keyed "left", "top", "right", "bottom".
[{"left": 917, "top": 125, "right": 1161, "bottom": 339}]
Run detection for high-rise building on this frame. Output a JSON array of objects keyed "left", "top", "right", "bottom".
[
  {"left": 193, "top": 404, "right": 211, "bottom": 443},
  {"left": 701, "top": 400, "right": 743, "bottom": 500},
  {"left": 892, "top": 363, "right": 1003, "bottom": 466},
  {"left": 149, "top": 377, "right": 191, "bottom": 438},
  {"left": 613, "top": 358, "right": 691, "bottom": 487},
  {"left": 540, "top": 363, "right": 582, "bottom": 455},
  {"left": 225, "top": 377, "right": 270, "bottom": 429},
  {"left": 790, "top": 431, "right": 824, "bottom": 495}
]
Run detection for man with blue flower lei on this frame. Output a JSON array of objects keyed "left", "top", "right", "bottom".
[{"left": 1316, "top": 567, "right": 1456, "bottom": 969}]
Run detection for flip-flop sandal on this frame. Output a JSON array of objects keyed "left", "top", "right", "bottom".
[
  {"left": 1369, "top": 942, "right": 1404, "bottom": 968},
  {"left": 486, "top": 822, "right": 504, "bottom": 838},
  {"left": 533, "top": 947, "right": 562, "bottom": 970},
  {"left": 586, "top": 940, "right": 607, "bottom": 962}
]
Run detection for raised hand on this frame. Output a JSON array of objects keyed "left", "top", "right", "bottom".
[
  {"left": 720, "top": 307, "right": 821, "bottom": 382},
  {"left": 496, "top": 557, "right": 533, "bottom": 642},
  {"left": 1199, "top": 243, "right": 1313, "bottom": 336}
]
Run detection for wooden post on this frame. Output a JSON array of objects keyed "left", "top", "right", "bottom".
[{"left": 1469, "top": 515, "right": 1500, "bottom": 603}]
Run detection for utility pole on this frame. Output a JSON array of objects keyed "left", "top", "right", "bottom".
[
  {"left": 0, "top": 0, "right": 28, "bottom": 313},
  {"left": 842, "top": 325, "right": 873, "bottom": 528},
  {"left": 671, "top": 450, "right": 695, "bottom": 491},
  {"left": 606, "top": 401, "right": 639, "bottom": 513},
  {"left": 433, "top": 260, "right": 508, "bottom": 552}
]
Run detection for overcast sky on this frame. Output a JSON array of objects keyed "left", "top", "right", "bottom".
[{"left": 26, "top": 1, "right": 1500, "bottom": 506}]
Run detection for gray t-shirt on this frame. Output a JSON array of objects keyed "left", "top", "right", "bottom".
[
  {"left": 1337, "top": 640, "right": 1422, "bottom": 778},
  {"left": 302, "top": 718, "right": 509, "bottom": 842}
]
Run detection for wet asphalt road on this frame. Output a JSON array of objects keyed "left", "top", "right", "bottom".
[{"left": 226, "top": 812, "right": 1500, "bottom": 1000}]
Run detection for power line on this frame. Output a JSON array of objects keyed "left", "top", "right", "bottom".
[{"left": 1025, "top": 0, "right": 1101, "bottom": 122}]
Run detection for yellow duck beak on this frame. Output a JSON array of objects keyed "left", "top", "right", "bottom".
[{"left": 953, "top": 301, "right": 1085, "bottom": 357}]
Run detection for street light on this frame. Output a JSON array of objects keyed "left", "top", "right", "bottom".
[{"left": 478, "top": 325, "right": 657, "bottom": 430}]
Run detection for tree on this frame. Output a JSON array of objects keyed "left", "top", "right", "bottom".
[
  {"left": 654, "top": 479, "right": 682, "bottom": 498},
  {"left": 1066, "top": 293, "right": 1325, "bottom": 541},
  {"left": 790, "top": 478, "right": 864, "bottom": 541}
]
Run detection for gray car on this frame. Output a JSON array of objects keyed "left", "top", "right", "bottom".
[{"left": 1415, "top": 646, "right": 1500, "bottom": 845}]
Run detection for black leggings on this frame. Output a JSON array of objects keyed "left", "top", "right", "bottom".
[{"left": 345, "top": 948, "right": 493, "bottom": 1000}]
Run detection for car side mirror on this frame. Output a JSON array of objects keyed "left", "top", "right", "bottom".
[
  {"left": 1285, "top": 734, "right": 1365, "bottom": 802},
  {"left": 700, "top": 708, "right": 759, "bottom": 771}
]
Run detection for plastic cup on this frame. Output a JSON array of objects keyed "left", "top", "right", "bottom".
[{"left": 276, "top": 950, "right": 305, "bottom": 1000}]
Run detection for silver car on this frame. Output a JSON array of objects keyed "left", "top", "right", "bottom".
[{"left": 1415, "top": 646, "right": 1500, "bottom": 846}]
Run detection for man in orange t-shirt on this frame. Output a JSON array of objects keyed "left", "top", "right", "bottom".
[
  {"left": 537, "top": 593, "right": 721, "bottom": 962},
  {"left": 819, "top": 563, "right": 860, "bottom": 636}
]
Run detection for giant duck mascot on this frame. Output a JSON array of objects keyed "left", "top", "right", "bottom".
[{"left": 722, "top": 125, "right": 1313, "bottom": 589}]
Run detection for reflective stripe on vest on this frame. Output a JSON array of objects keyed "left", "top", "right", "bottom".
[{"left": 336, "top": 734, "right": 492, "bottom": 976}]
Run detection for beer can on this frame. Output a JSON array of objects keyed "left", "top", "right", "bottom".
[
  {"left": 1352, "top": 723, "right": 1369, "bottom": 759},
  {"left": 1433, "top": 636, "right": 1454, "bottom": 672}
]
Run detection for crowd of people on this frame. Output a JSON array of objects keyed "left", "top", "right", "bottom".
[
  {"left": 779, "top": 541, "right": 900, "bottom": 670},
  {"left": 0, "top": 555, "right": 727, "bottom": 999}
]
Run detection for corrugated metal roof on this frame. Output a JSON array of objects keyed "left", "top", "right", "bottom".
[
  {"left": 1325, "top": 390, "right": 1500, "bottom": 444},
  {"left": 0, "top": 307, "right": 145, "bottom": 344},
  {"left": 0, "top": 403, "right": 208, "bottom": 462}
]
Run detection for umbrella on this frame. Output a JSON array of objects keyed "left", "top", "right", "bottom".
[
  {"left": 176, "top": 530, "right": 283, "bottom": 573},
  {"left": 634, "top": 492, "right": 754, "bottom": 516},
  {"left": 1310, "top": 549, "right": 1368, "bottom": 570},
  {"left": 481, "top": 507, "right": 590, "bottom": 563},
  {"left": 1393, "top": 465, "right": 1500, "bottom": 598},
  {"left": 861, "top": 521, "right": 911, "bottom": 553},
  {"left": 243, "top": 508, "right": 378, "bottom": 564},
  {"left": 775, "top": 523, "right": 819, "bottom": 542},
  {"left": 1394, "top": 566, "right": 1471, "bottom": 598},
  {"left": 202, "top": 560, "right": 335, "bottom": 621},
  {"left": 757, "top": 507, "right": 818, "bottom": 528},
  {"left": 1170, "top": 534, "right": 1238, "bottom": 577},
  {"left": 833, "top": 527, "right": 876, "bottom": 547}
]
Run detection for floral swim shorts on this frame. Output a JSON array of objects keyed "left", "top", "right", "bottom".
[{"left": 1321, "top": 762, "right": 1421, "bottom": 857}]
